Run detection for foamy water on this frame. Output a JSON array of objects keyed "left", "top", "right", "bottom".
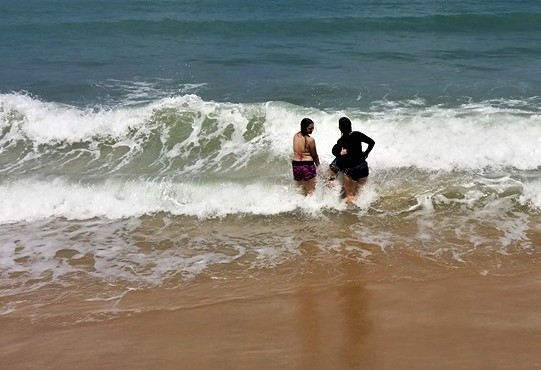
[
  {"left": 1, "top": 92, "right": 541, "bottom": 315},
  {"left": 2, "top": 93, "right": 541, "bottom": 221}
]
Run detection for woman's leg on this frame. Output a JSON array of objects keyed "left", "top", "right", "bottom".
[
  {"left": 304, "top": 178, "right": 316, "bottom": 195},
  {"left": 296, "top": 178, "right": 316, "bottom": 196},
  {"left": 343, "top": 176, "right": 367, "bottom": 204},
  {"left": 343, "top": 175, "right": 358, "bottom": 204}
]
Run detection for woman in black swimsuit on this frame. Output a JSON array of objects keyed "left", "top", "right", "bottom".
[{"left": 331, "top": 117, "right": 375, "bottom": 204}]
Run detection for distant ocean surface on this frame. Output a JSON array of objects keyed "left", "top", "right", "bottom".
[
  {"left": 2, "top": 0, "right": 541, "bottom": 106},
  {"left": 1, "top": 0, "right": 541, "bottom": 319}
]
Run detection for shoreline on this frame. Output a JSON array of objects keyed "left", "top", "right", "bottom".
[{"left": 2, "top": 271, "right": 541, "bottom": 369}]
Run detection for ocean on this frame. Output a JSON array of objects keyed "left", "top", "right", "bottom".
[{"left": 2, "top": 0, "right": 541, "bottom": 329}]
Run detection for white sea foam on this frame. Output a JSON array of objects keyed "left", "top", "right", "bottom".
[
  {"left": 2, "top": 93, "right": 541, "bottom": 171},
  {"left": 1, "top": 93, "right": 541, "bottom": 223},
  {"left": 0, "top": 177, "right": 350, "bottom": 224},
  {"left": 520, "top": 178, "right": 541, "bottom": 210},
  {"left": 0, "top": 93, "right": 152, "bottom": 144}
]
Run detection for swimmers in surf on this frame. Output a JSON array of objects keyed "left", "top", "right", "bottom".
[
  {"left": 292, "top": 118, "right": 320, "bottom": 195},
  {"left": 330, "top": 117, "right": 375, "bottom": 204}
]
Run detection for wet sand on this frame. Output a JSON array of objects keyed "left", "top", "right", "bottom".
[{"left": 2, "top": 270, "right": 541, "bottom": 370}]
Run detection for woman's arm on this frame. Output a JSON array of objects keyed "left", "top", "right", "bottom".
[
  {"left": 362, "top": 134, "right": 375, "bottom": 159},
  {"left": 331, "top": 137, "right": 345, "bottom": 157},
  {"left": 309, "top": 138, "right": 320, "bottom": 166}
]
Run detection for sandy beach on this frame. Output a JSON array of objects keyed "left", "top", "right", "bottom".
[{"left": 2, "top": 265, "right": 541, "bottom": 370}]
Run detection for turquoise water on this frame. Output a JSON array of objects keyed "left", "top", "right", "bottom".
[{"left": 2, "top": 0, "right": 541, "bottom": 107}]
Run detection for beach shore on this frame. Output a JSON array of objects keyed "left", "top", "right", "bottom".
[{"left": 2, "top": 268, "right": 541, "bottom": 370}]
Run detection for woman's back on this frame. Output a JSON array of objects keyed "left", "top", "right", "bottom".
[{"left": 292, "top": 133, "right": 314, "bottom": 162}]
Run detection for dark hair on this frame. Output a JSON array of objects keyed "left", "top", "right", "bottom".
[
  {"left": 338, "top": 116, "right": 352, "bottom": 135},
  {"left": 300, "top": 117, "right": 314, "bottom": 136}
]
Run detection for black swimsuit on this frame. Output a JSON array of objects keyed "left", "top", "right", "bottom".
[{"left": 331, "top": 131, "right": 375, "bottom": 181}]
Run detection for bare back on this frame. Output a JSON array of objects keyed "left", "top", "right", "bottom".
[{"left": 292, "top": 132, "right": 315, "bottom": 162}]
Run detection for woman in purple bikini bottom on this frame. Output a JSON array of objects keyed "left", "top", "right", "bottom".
[{"left": 291, "top": 118, "right": 320, "bottom": 195}]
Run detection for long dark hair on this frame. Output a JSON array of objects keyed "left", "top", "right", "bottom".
[
  {"left": 338, "top": 117, "right": 352, "bottom": 135},
  {"left": 300, "top": 117, "right": 314, "bottom": 136}
]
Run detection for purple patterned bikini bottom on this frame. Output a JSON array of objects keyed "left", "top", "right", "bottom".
[{"left": 292, "top": 161, "right": 317, "bottom": 181}]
